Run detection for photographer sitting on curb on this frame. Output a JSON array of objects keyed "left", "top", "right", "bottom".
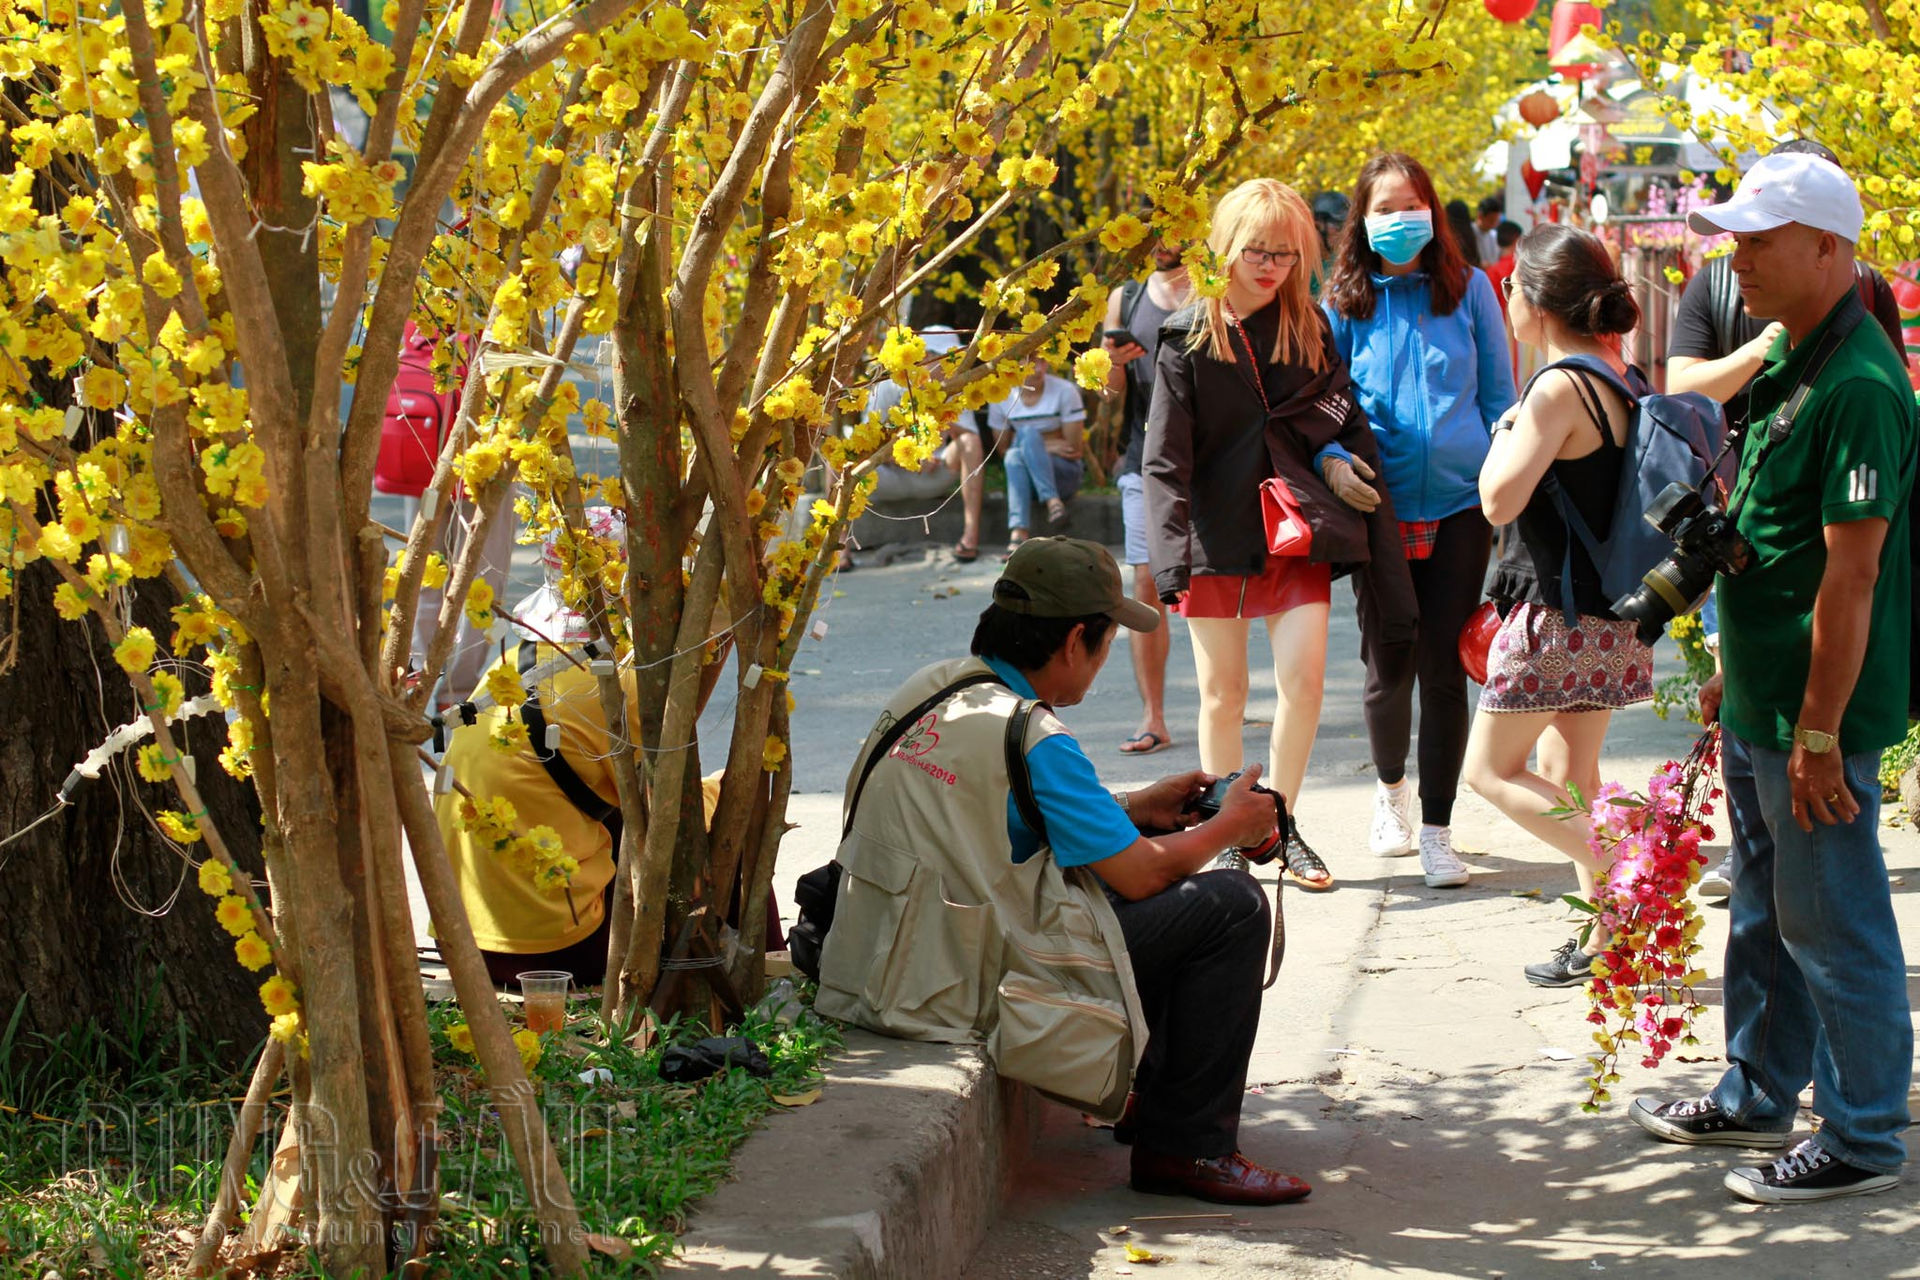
[
  {"left": 814, "top": 537, "right": 1312, "bottom": 1206},
  {"left": 1627, "top": 153, "right": 1915, "bottom": 1205}
]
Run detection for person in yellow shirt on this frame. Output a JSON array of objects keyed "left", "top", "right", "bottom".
[{"left": 433, "top": 509, "right": 718, "bottom": 986}]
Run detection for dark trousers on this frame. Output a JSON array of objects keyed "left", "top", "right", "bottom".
[
  {"left": 1110, "top": 870, "right": 1270, "bottom": 1158},
  {"left": 1354, "top": 508, "right": 1491, "bottom": 827}
]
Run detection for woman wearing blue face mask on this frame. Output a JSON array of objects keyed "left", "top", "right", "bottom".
[{"left": 1320, "top": 152, "right": 1518, "bottom": 890}]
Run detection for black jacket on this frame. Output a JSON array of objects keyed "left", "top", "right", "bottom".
[{"left": 1143, "top": 303, "right": 1418, "bottom": 640}]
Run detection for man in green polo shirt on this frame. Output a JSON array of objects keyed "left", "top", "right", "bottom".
[{"left": 1627, "top": 152, "right": 1915, "bottom": 1204}]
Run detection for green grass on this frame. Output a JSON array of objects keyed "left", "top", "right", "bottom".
[
  {"left": 0, "top": 973, "right": 246, "bottom": 1278},
  {"left": 0, "top": 980, "right": 839, "bottom": 1278}
]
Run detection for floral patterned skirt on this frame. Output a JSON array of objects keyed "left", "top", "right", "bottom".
[{"left": 1479, "top": 602, "right": 1653, "bottom": 714}]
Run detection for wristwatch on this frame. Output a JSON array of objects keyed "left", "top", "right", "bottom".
[
  {"left": 1115, "top": 790, "right": 1132, "bottom": 816},
  {"left": 1794, "top": 725, "right": 1839, "bottom": 754}
]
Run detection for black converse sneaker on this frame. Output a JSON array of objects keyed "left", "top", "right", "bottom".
[
  {"left": 1628, "top": 1095, "right": 1792, "bottom": 1148},
  {"left": 1523, "top": 936, "right": 1593, "bottom": 988},
  {"left": 1725, "top": 1138, "right": 1900, "bottom": 1203}
]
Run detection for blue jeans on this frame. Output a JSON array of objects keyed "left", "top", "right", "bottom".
[
  {"left": 1710, "top": 732, "right": 1912, "bottom": 1173},
  {"left": 1003, "top": 429, "right": 1082, "bottom": 533}
]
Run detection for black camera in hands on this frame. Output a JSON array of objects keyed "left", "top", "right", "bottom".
[
  {"left": 1611, "top": 481, "right": 1754, "bottom": 644},
  {"left": 1191, "top": 771, "right": 1289, "bottom": 864}
]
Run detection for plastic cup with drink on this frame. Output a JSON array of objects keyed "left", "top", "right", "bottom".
[{"left": 517, "top": 970, "right": 572, "bottom": 1034}]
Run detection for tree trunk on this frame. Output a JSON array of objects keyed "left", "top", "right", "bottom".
[{"left": 0, "top": 559, "right": 268, "bottom": 1070}]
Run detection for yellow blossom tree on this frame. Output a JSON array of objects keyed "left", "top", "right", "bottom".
[
  {"left": 1616, "top": 0, "right": 1920, "bottom": 259},
  {"left": 0, "top": 0, "right": 1530, "bottom": 1270}
]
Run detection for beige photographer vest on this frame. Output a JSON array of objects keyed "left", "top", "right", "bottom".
[{"left": 813, "top": 657, "right": 1146, "bottom": 1120}]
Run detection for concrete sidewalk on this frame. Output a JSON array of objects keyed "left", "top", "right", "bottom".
[{"left": 677, "top": 543, "right": 1920, "bottom": 1278}]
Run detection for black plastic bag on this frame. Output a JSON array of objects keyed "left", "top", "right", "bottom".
[{"left": 659, "top": 1035, "right": 772, "bottom": 1083}]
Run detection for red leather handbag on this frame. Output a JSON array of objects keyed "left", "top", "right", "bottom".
[
  {"left": 1459, "top": 601, "right": 1502, "bottom": 685},
  {"left": 1260, "top": 477, "right": 1313, "bottom": 556}
]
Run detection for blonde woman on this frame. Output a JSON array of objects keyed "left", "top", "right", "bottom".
[{"left": 1145, "top": 180, "right": 1414, "bottom": 892}]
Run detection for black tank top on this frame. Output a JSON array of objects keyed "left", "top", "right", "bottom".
[{"left": 1488, "top": 368, "right": 1628, "bottom": 618}]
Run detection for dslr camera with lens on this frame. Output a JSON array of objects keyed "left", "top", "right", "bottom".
[
  {"left": 1611, "top": 480, "right": 1754, "bottom": 643},
  {"left": 1190, "top": 770, "right": 1289, "bottom": 864}
]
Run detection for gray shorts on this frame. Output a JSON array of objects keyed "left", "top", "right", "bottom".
[{"left": 1117, "top": 472, "right": 1149, "bottom": 566}]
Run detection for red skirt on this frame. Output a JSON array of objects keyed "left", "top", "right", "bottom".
[{"left": 1177, "top": 557, "right": 1331, "bottom": 619}]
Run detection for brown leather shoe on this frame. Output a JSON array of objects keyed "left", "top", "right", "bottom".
[{"left": 1130, "top": 1148, "right": 1312, "bottom": 1206}]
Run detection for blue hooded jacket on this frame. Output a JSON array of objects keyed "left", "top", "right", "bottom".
[{"left": 1319, "top": 269, "right": 1517, "bottom": 522}]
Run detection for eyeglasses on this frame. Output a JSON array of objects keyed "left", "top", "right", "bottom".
[{"left": 1240, "top": 246, "right": 1302, "bottom": 268}]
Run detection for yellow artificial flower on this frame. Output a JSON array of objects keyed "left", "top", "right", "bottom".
[
  {"left": 148, "top": 671, "right": 185, "bottom": 718},
  {"left": 52, "top": 583, "right": 92, "bottom": 620},
  {"left": 114, "top": 627, "right": 157, "bottom": 674},
  {"left": 214, "top": 894, "right": 253, "bottom": 937},
  {"left": 259, "top": 974, "right": 299, "bottom": 1018},
  {"left": 489, "top": 719, "right": 530, "bottom": 754},
  {"left": 197, "top": 857, "right": 233, "bottom": 897},
  {"left": 137, "top": 743, "right": 177, "bottom": 783},
  {"left": 157, "top": 810, "right": 204, "bottom": 844},
  {"left": 514, "top": 1027, "right": 543, "bottom": 1071},
  {"left": 485, "top": 664, "right": 525, "bottom": 707},
  {"left": 235, "top": 931, "right": 273, "bottom": 971},
  {"left": 463, "top": 577, "right": 495, "bottom": 628},
  {"left": 1073, "top": 349, "right": 1113, "bottom": 390}
]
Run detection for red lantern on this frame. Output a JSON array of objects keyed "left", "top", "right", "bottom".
[
  {"left": 1549, "top": 0, "right": 1605, "bottom": 80},
  {"left": 1521, "top": 161, "right": 1548, "bottom": 199},
  {"left": 1518, "top": 90, "right": 1561, "bottom": 127},
  {"left": 1483, "top": 0, "right": 1538, "bottom": 21}
]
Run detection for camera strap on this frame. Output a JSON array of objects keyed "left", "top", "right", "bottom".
[{"left": 1725, "top": 291, "right": 1866, "bottom": 520}]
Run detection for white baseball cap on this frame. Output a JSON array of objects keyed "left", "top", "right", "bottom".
[{"left": 1688, "top": 152, "right": 1864, "bottom": 242}]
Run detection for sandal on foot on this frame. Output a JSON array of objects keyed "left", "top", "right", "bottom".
[
  {"left": 1118, "top": 731, "right": 1173, "bottom": 756},
  {"left": 1000, "top": 534, "right": 1029, "bottom": 563},
  {"left": 1282, "top": 819, "right": 1335, "bottom": 891},
  {"left": 952, "top": 539, "right": 979, "bottom": 563},
  {"left": 1046, "top": 497, "right": 1070, "bottom": 527}
]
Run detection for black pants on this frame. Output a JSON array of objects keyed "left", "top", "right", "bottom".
[
  {"left": 1354, "top": 508, "right": 1492, "bottom": 827},
  {"left": 1110, "top": 870, "right": 1270, "bottom": 1159}
]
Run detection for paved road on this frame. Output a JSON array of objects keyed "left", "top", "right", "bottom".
[{"left": 764, "top": 544, "right": 1920, "bottom": 1280}]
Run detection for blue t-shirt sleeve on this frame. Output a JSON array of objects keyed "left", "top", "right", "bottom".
[{"left": 1005, "top": 733, "right": 1139, "bottom": 867}]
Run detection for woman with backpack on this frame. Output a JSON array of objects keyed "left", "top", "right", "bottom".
[
  {"left": 1146, "top": 178, "right": 1413, "bottom": 892},
  {"left": 1461, "top": 223, "right": 1652, "bottom": 988},
  {"left": 1322, "top": 153, "right": 1518, "bottom": 890}
]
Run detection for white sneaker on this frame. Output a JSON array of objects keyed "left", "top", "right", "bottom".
[
  {"left": 1697, "top": 857, "right": 1732, "bottom": 901},
  {"left": 1419, "top": 827, "right": 1470, "bottom": 888},
  {"left": 1370, "top": 780, "right": 1416, "bottom": 856}
]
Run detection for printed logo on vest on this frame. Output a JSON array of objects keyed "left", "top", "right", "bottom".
[
  {"left": 889, "top": 712, "right": 959, "bottom": 785},
  {"left": 893, "top": 713, "right": 939, "bottom": 758}
]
